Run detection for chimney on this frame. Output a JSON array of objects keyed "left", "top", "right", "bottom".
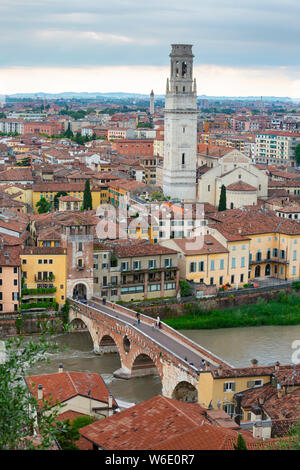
[
  {"left": 108, "top": 394, "right": 114, "bottom": 417},
  {"left": 58, "top": 363, "right": 63, "bottom": 373},
  {"left": 251, "top": 358, "right": 258, "bottom": 367},
  {"left": 277, "top": 383, "right": 284, "bottom": 399},
  {"left": 38, "top": 384, "right": 43, "bottom": 400}
]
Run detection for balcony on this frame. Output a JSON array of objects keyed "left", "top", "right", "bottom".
[
  {"left": 250, "top": 257, "right": 289, "bottom": 265},
  {"left": 34, "top": 274, "right": 55, "bottom": 282}
]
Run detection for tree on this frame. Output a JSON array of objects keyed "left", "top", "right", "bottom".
[
  {"left": 82, "top": 179, "right": 93, "bottom": 210},
  {"left": 64, "top": 123, "right": 73, "bottom": 139},
  {"left": 179, "top": 280, "right": 192, "bottom": 297},
  {"left": 17, "top": 156, "right": 31, "bottom": 166},
  {"left": 0, "top": 334, "right": 67, "bottom": 450},
  {"left": 218, "top": 185, "right": 227, "bottom": 211},
  {"left": 36, "top": 196, "right": 52, "bottom": 214},
  {"left": 53, "top": 191, "right": 68, "bottom": 210},
  {"left": 295, "top": 143, "right": 300, "bottom": 165},
  {"left": 233, "top": 433, "right": 248, "bottom": 450}
]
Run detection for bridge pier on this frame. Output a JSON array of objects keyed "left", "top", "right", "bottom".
[{"left": 113, "top": 367, "right": 132, "bottom": 380}]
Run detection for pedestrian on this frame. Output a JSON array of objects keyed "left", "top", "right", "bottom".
[
  {"left": 156, "top": 315, "right": 160, "bottom": 328},
  {"left": 102, "top": 298, "right": 106, "bottom": 305},
  {"left": 158, "top": 321, "right": 161, "bottom": 329},
  {"left": 136, "top": 312, "right": 140, "bottom": 325}
]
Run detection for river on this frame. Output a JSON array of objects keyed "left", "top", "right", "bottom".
[{"left": 28, "top": 324, "right": 300, "bottom": 405}]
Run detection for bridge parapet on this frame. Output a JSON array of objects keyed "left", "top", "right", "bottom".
[
  {"left": 92, "top": 297, "right": 231, "bottom": 370},
  {"left": 69, "top": 298, "right": 201, "bottom": 380}
]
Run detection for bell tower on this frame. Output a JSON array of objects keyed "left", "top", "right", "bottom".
[{"left": 163, "top": 44, "right": 197, "bottom": 201}]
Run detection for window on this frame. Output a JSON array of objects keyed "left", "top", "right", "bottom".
[
  {"left": 219, "top": 276, "right": 223, "bottom": 285},
  {"left": 231, "top": 275, "right": 235, "bottom": 284},
  {"left": 22, "top": 260, "right": 27, "bottom": 264},
  {"left": 78, "top": 242, "right": 83, "bottom": 252},
  {"left": 14, "top": 279, "right": 18, "bottom": 286},
  {"left": 190, "top": 262, "right": 197, "bottom": 273},
  {"left": 220, "top": 259, "right": 224, "bottom": 270},
  {"left": 148, "top": 259, "right": 157, "bottom": 269},
  {"left": 49, "top": 259, "right": 53, "bottom": 264},
  {"left": 247, "top": 379, "right": 263, "bottom": 388},
  {"left": 273, "top": 248, "right": 278, "bottom": 257},
  {"left": 38, "top": 259, "right": 42, "bottom": 264},
  {"left": 231, "top": 258, "right": 236, "bottom": 269},
  {"left": 164, "top": 258, "right": 172, "bottom": 268},
  {"left": 210, "top": 277, "right": 214, "bottom": 285},
  {"left": 181, "top": 153, "right": 185, "bottom": 165},
  {"left": 43, "top": 259, "right": 48, "bottom": 264},
  {"left": 133, "top": 260, "right": 141, "bottom": 270},
  {"left": 199, "top": 261, "right": 204, "bottom": 272},
  {"left": 293, "top": 250, "right": 297, "bottom": 261},
  {"left": 13, "top": 267, "right": 18, "bottom": 274},
  {"left": 210, "top": 260, "right": 215, "bottom": 271},
  {"left": 241, "top": 257, "right": 245, "bottom": 268},
  {"left": 164, "top": 282, "right": 176, "bottom": 290},
  {"left": 293, "top": 266, "right": 296, "bottom": 275},
  {"left": 240, "top": 274, "right": 244, "bottom": 283},
  {"left": 224, "top": 382, "right": 236, "bottom": 392}
]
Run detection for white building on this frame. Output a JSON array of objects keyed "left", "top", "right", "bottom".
[{"left": 163, "top": 44, "right": 198, "bottom": 201}]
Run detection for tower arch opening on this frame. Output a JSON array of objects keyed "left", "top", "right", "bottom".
[{"left": 72, "top": 283, "right": 87, "bottom": 301}]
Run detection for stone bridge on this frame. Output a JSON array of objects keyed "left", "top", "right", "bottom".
[{"left": 68, "top": 297, "right": 232, "bottom": 402}]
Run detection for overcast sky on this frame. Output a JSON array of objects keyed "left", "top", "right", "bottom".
[{"left": 0, "top": 0, "right": 299, "bottom": 97}]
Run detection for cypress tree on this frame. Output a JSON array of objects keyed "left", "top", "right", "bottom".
[
  {"left": 233, "top": 433, "right": 248, "bottom": 450},
  {"left": 218, "top": 184, "right": 227, "bottom": 211},
  {"left": 82, "top": 179, "right": 92, "bottom": 210}
]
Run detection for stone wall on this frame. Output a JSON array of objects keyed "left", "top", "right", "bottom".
[
  {"left": 135, "top": 288, "right": 292, "bottom": 319},
  {"left": 0, "top": 315, "right": 64, "bottom": 338}
]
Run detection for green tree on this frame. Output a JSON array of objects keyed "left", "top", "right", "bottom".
[
  {"left": 294, "top": 143, "right": 300, "bottom": 165},
  {"left": 16, "top": 156, "right": 31, "bottom": 166},
  {"left": 82, "top": 179, "right": 93, "bottom": 210},
  {"left": 53, "top": 191, "right": 68, "bottom": 210},
  {"left": 218, "top": 184, "right": 227, "bottom": 211},
  {"left": 179, "top": 280, "right": 192, "bottom": 297},
  {"left": 55, "top": 419, "right": 80, "bottom": 450},
  {"left": 233, "top": 433, "right": 248, "bottom": 450},
  {"left": 36, "top": 196, "right": 52, "bottom": 214},
  {"left": 64, "top": 123, "right": 73, "bottom": 139},
  {"left": 0, "top": 334, "right": 67, "bottom": 450}
]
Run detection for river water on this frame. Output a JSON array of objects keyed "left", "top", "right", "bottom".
[{"left": 28, "top": 324, "right": 300, "bottom": 405}]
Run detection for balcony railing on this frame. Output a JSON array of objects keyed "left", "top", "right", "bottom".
[
  {"left": 34, "top": 274, "right": 55, "bottom": 282},
  {"left": 250, "top": 256, "right": 289, "bottom": 265}
]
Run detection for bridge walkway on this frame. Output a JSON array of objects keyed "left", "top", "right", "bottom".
[{"left": 85, "top": 297, "right": 231, "bottom": 372}]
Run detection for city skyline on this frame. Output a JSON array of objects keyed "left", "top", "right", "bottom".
[{"left": 0, "top": 0, "right": 300, "bottom": 97}]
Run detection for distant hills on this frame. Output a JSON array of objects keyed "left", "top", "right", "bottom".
[{"left": 5, "top": 92, "right": 300, "bottom": 102}]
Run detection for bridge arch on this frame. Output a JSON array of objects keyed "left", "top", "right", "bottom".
[
  {"left": 98, "top": 333, "right": 121, "bottom": 356},
  {"left": 130, "top": 353, "right": 161, "bottom": 379},
  {"left": 171, "top": 381, "right": 198, "bottom": 403}
]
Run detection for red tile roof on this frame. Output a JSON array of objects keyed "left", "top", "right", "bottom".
[
  {"left": 80, "top": 395, "right": 210, "bottom": 450},
  {"left": 26, "top": 371, "right": 117, "bottom": 408}
]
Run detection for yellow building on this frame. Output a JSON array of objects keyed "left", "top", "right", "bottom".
[
  {"left": 32, "top": 182, "right": 107, "bottom": 213},
  {"left": 2, "top": 183, "right": 33, "bottom": 210},
  {"left": 198, "top": 361, "right": 275, "bottom": 418},
  {"left": 207, "top": 208, "right": 300, "bottom": 283},
  {"left": 161, "top": 234, "right": 249, "bottom": 289},
  {"left": 21, "top": 247, "right": 67, "bottom": 309}
]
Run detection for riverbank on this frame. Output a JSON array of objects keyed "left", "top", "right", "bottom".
[{"left": 164, "top": 291, "right": 300, "bottom": 330}]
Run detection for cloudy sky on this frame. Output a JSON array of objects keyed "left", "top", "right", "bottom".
[{"left": 0, "top": 0, "right": 299, "bottom": 97}]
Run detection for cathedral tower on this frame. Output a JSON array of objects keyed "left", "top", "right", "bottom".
[{"left": 163, "top": 44, "right": 197, "bottom": 201}]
